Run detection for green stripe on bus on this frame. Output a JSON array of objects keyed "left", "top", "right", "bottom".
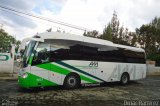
[
  {"left": 27, "top": 72, "right": 58, "bottom": 87},
  {"left": 80, "top": 75, "right": 97, "bottom": 83},
  {"left": 56, "top": 61, "right": 106, "bottom": 82},
  {"left": 36, "top": 63, "right": 70, "bottom": 75},
  {"left": 36, "top": 63, "right": 97, "bottom": 83},
  {"left": 18, "top": 72, "right": 58, "bottom": 88}
]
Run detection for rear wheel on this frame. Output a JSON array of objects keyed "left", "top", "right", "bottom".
[
  {"left": 64, "top": 74, "right": 80, "bottom": 89},
  {"left": 120, "top": 73, "right": 129, "bottom": 85}
]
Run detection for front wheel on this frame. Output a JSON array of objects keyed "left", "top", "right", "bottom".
[
  {"left": 64, "top": 74, "right": 80, "bottom": 89},
  {"left": 120, "top": 73, "right": 129, "bottom": 85}
]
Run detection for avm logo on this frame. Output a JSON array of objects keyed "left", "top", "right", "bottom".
[{"left": 89, "top": 61, "right": 98, "bottom": 67}]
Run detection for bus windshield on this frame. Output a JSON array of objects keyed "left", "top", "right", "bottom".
[{"left": 22, "top": 41, "right": 36, "bottom": 67}]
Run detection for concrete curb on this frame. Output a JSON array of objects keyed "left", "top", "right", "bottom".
[
  {"left": 0, "top": 77, "right": 18, "bottom": 81},
  {"left": 146, "top": 72, "right": 160, "bottom": 76},
  {"left": 0, "top": 72, "right": 18, "bottom": 81}
]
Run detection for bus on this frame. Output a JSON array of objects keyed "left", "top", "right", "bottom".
[{"left": 18, "top": 31, "right": 146, "bottom": 89}]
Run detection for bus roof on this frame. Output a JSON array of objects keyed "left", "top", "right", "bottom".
[{"left": 34, "top": 32, "right": 144, "bottom": 52}]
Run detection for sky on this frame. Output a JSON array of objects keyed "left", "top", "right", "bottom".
[{"left": 0, "top": 0, "right": 160, "bottom": 40}]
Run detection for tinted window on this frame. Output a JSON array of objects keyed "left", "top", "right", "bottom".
[
  {"left": 123, "top": 50, "right": 145, "bottom": 63},
  {"left": 98, "top": 46, "right": 124, "bottom": 62},
  {"left": 49, "top": 39, "right": 83, "bottom": 61},
  {"left": 81, "top": 42, "right": 99, "bottom": 61},
  {"left": 32, "top": 39, "right": 145, "bottom": 64},
  {"left": 49, "top": 40, "right": 99, "bottom": 61},
  {"left": 50, "top": 40, "right": 69, "bottom": 61},
  {"left": 69, "top": 44, "right": 83, "bottom": 60},
  {"left": 32, "top": 42, "right": 50, "bottom": 65}
]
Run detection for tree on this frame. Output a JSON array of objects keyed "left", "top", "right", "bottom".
[
  {"left": 83, "top": 30, "right": 99, "bottom": 38},
  {"left": 136, "top": 24, "right": 157, "bottom": 59},
  {"left": 119, "top": 26, "right": 124, "bottom": 41},
  {"left": 130, "top": 32, "right": 137, "bottom": 47},
  {"left": 110, "top": 11, "right": 120, "bottom": 43},
  {"left": 0, "top": 29, "right": 21, "bottom": 53},
  {"left": 84, "top": 12, "right": 160, "bottom": 62},
  {"left": 150, "top": 17, "right": 160, "bottom": 52},
  {"left": 135, "top": 16, "right": 160, "bottom": 61},
  {"left": 101, "top": 11, "right": 120, "bottom": 43},
  {"left": 151, "top": 17, "right": 160, "bottom": 30},
  {"left": 102, "top": 23, "right": 112, "bottom": 41},
  {"left": 146, "top": 25, "right": 156, "bottom": 54}
]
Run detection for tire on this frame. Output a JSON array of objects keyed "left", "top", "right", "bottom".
[
  {"left": 120, "top": 73, "right": 129, "bottom": 85},
  {"left": 64, "top": 74, "right": 80, "bottom": 89}
]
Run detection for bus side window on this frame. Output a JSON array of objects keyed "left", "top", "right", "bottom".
[
  {"left": 50, "top": 40, "right": 84, "bottom": 61},
  {"left": 82, "top": 45, "right": 98, "bottom": 61},
  {"left": 69, "top": 44, "right": 83, "bottom": 60},
  {"left": 32, "top": 43, "right": 50, "bottom": 65},
  {"left": 123, "top": 50, "right": 145, "bottom": 63},
  {"left": 50, "top": 43, "right": 69, "bottom": 62},
  {"left": 98, "top": 46, "right": 123, "bottom": 62}
]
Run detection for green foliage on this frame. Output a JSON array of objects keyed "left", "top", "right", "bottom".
[
  {"left": 136, "top": 25, "right": 157, "bottom": 55},
  {"left": 84, "top": 12, "right": 160, "bottom": 61},
  {"left": 0, "top": 29, "right": 21, "bottom": 53},
  {"left": 83, "top": 30, "right": 99, "bottom": 38},
  {"left": 136, "top": 17, "right": 160, "bottom": 61},
  {"left": 102, "top": 23, "right": 112, "bottom": 41},
  {"left": 147, "top": 53, "right": 160, "bottom": 61}
]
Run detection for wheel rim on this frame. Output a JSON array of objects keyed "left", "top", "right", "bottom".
[
  {"left": 67, "top": 77, "right": 76, "bottom": 87},
  {"left": 122, "top": 75, "right": 128, "bottom": 84}
]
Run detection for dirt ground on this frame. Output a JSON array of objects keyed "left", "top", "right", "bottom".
[{"left": 0, "top": 75, "right": 160, "bottom": 106}]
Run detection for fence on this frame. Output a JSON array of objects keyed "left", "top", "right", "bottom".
[
  {"left": 147, "top": 61, "right": 160, "bottom": 75},
  {"left": 0, "top": 53, "right": 14, "bottom": 73},
  {"left": 0, "top": 44, "right": 15, "bottom": 74}
]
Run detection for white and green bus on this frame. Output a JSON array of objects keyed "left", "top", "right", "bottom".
[{"left": 18, "top": 31, "right": 146, "bottom": 89}]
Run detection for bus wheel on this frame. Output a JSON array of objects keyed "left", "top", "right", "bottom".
[
  {"left": 64, "top": 73, "right": 80, "bottom": 89},
  {"left": 120, "top": 73, "right": 129, "bottom": 85}
]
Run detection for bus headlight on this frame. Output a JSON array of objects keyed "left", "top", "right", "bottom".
[{"left": 22, "top": 73, "right": 28, "bottom": 78}]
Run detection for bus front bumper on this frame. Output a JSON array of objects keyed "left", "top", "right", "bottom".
[{"left": 18, "top": 76, "right": 29, "bottom": 88}]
